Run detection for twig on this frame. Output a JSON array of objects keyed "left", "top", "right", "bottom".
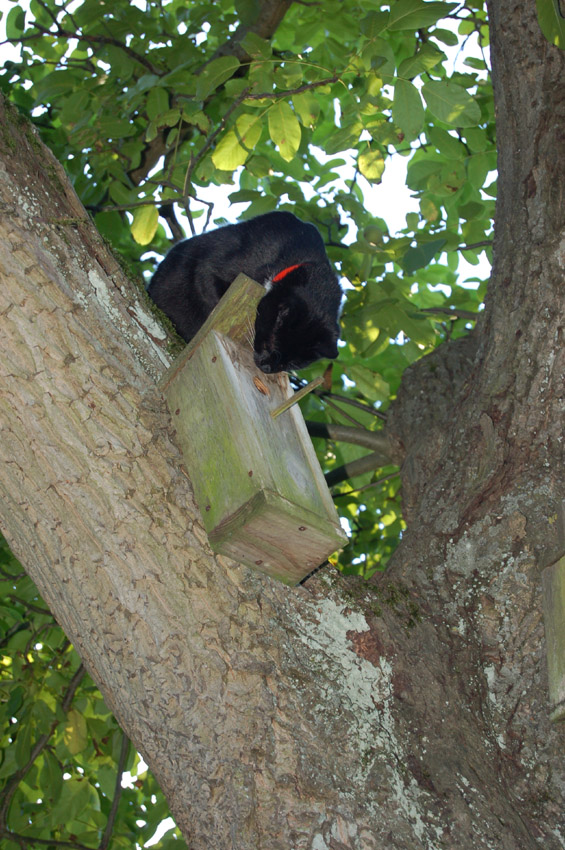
[
  {"left": 417, "top": 307, "right": 479, "bottom": 321},
  {"left": 160, "top": 203, "right": 185, "bottom": 242},
  {"left": 6, "top": 594, "right": 52, "bottom": 616},
  {"left": 318, "top": 395, "right": 371, "bottom": 427},
  {"left": 245, "top": 74, "right": 339, "bottom": 100},
  {"left": 12, "top": 19, "right": 162, "bottom": 77},
  {"left": 99, "top": 733, "right": 130, "bottom": 850},
  {"left": 458, "top": 239, "right": 492, "bottom": 251},
  {"left": 317, "top": 390, "right": 387, "bottom": 421},
  {"left": 332, "top": 470, "right": 399, "bottom": 497}
]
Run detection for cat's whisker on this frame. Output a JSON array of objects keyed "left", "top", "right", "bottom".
[{"left": 245, "top": 316, "right": 256, "bottom": 348}]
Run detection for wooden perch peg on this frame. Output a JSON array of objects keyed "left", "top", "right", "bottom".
[{"left": 270, "top": 377, "right": 324, "bottom": 419}]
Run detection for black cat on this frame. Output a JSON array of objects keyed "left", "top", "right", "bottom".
[{"left": 148, "top": 211, "right": 342, "bottom": 373}]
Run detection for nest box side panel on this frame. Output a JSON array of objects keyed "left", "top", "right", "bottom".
[{"left": 163, "top": 331, "right": 262, "bottom": 534}]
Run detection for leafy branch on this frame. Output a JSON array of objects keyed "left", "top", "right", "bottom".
[
  {"left": 8, "top": 0, "right": 163, "bottom": 77},
  {"left": 244, "top": 73, "right": 340, "bottom": 100},
  {"left": 0, "top": 665, "right": 87, "bottom": 848}
]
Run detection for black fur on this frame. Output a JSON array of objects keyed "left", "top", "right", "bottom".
[{"left": 147, "top": 211, "right": 342, "bottom": 373}]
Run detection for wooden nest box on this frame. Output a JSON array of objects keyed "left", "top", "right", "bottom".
[{"left": 160, "top": 274, "right": 347, "bottom": 585}]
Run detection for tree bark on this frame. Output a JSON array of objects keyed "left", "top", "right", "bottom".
[{"left": 1, "top": 2, "right": 564, "bottom": 849}]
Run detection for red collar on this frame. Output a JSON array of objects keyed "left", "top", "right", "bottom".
[{"left": 272, "top": 263, "right": 304, "bottom": 282}]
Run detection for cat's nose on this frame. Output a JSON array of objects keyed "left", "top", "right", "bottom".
[{"left": 254, "top": 351, "right": 272, "bottom": 373}]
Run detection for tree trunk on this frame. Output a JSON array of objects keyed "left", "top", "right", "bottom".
[{"left": 0, "top": 2, "right": 564, "bottom": 848}]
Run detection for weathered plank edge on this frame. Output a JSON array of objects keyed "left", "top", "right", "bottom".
[
  {"left": 159, "top": 274, "right": 265, "bottom": 391},
  {"left": 208, "top": 488, "right": 346, "bottom": 585},
  {"left": 541, "top": 556, "right": 565, "bottom": 722}
]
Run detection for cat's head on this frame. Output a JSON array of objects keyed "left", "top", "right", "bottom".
[{"left": 253, "top": 290, "right": 339, "bottom": 374}]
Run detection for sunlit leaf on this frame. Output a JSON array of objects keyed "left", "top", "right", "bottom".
[
  {"left": 422, "top": 80, "right": 481, "bottom": 127},
  {"left": 64, "top": 708, "right": 88, "bottom": 755},
  {"left": 348, "top": 365, "right": 390, "bottom": 402},
  {"left": 212, "top": 113, "right": 263, "bottom": 169},
  {"left": 358, "top": 148, "right": 385, "bottom": 182},
  {"left": 131, "top": 204, "right": 159, "bottom": 245},
  {"left": 268, "top": 101, "right": 301, "bottom": 161},
  {"left": 292, "top": 91, "right": 320, "bottom": 127}
]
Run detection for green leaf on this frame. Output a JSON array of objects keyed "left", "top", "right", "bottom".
[
  {"left": 131, "top": 204, "right": 159, "bottom": 245},
  {"left": 59, "top": 90, "right": 91, "bottom": 126},
  {"left": 39, "top": 751, "right": 63, "bottom": 805},
  {"left": 422, "top": 80, "right": 481, "bottom": 127},
  {"left": 431, "top": 27, "right": 459, "bottom": 46},
  {"left": 6, "top": 685, "right": 24, "bottom": 718},
  {"left": 195, "top": 56, "right": 240, "bottom": 100},
  {"left": 50, "top": 777, "right": 93, "bottom": 826},
  {"left": 97, "top": 116, "right": 138, "bottom": 139},
  {"left": 389, "top": 0, "right": 456, "bottom": 31},
  {"left": 348, "top": 365, "right": 390, "bottom": 402},
  {"left": 33, "top": 71, "right": 77, "bottom": 106},
  {"left": 181, "top": 103, "right": 210, "bottom": 132},
  {"left": 401, "top": 238, "right": 447, "bottom": 274},
  {"left": 358, "top": 148, "right": 385, "bottom": 182},
  {"left": 108, "top": 180, "right": 138, "bottom": 206},
  {"left": 6, "top": 5, "right": 26, "bottom": 39},
  {"left": 239, "top": 31, "right": 271, "bottom": 57},
  {"left": 322, "top": 122, "right": 364, "bottom": 155},
  {"left": 360, "top": 11, "right": 389, "bottom": 38},
  {"left": 268, "top": 101, "right": 301, "bottom": 162},
  {"left": 64, "top": 708, "right": 88, "bottom": 755},
  {"left": 146, "top": 87, "right": 170, "bottom": 121},
  {"left": 536, "top": 0, "right": 565, "bottom": 48},
  {"left": 212, "top": 113, "right": 263, "bottom": 170},
  {"left": 392, "top": 79, "right": 424, "bottom": 140},
  {"left": 292, "top": 91, "right": 320, "bottom": 128},
  {"left": 15, "top": 716, "right": 33, "bottom": 767},
  {"left": 236, "top": 0, "right": 261, "bottom": 26},
  {"left": 467, "top": 151, "right": 496, "bottom": 189},
  {"left": 398, "top": 43, "right": 444, "bottom": 79}
]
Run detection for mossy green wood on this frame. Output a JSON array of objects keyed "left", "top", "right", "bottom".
[
  {"left": 542, "top": 556, "right": 565, "bottom": 722},
  {"left": 160, "top": 274, "right": 347, "bottom": 585}
]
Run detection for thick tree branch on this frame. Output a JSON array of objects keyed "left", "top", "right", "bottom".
[
  {"left": 207, "top": 0, "right": 294, "bottom": 63},
  {"left": 306, "top": 421, "right": 393, "bottom": 460},
  {"left": 326, "top": 451, "right": 390, "bottom": 488}
]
